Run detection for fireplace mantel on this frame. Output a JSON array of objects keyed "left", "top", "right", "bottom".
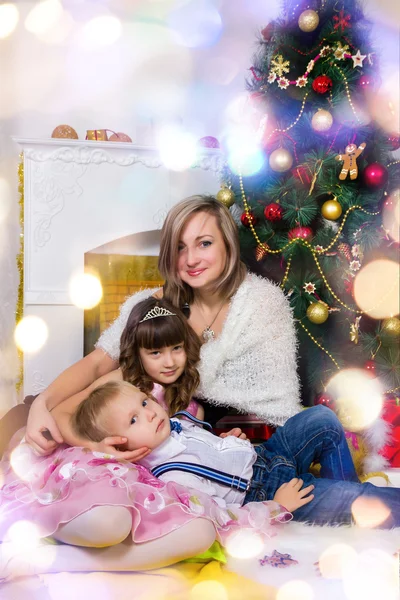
[{"left": 15, "top": 137, "right": 223, "bottom": 395}]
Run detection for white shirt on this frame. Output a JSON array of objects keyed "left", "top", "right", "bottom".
[{"left": 140, "top": 419, "right": 257, "bottom": 507}]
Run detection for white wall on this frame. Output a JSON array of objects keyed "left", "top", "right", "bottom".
[{"left": 0, "top": 0, "right": 399, "bottom": 412}]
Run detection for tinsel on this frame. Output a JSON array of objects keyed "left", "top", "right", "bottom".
[{"left": 16, "top": 154, "right": 24, "bottom": 392}]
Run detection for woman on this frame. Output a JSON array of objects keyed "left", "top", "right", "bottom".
[
  {"left": 26, "top": 195, "right": 301, "bottom": 456},
  {"left": 0, "top": 195, "right": 301, "bottom": 572}
]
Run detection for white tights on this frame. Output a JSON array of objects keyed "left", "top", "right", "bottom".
[{"left": 2, "top": 507, "right": 216, "bottom": 578}]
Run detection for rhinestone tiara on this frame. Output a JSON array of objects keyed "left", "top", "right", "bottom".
[{"left": 139, "top": 306, "right": 176, "bottom": 323}]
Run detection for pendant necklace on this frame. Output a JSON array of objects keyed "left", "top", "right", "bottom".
[{"left": 195, "top": 301, "right": 225, "bottom": 342}]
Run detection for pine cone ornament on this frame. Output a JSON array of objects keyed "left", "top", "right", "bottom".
[
  {"left": 255, "top": 245, "right": 269, "bottom": 261},
  {"left": 337, "top": 242, "right": 351, "bottom": 261}
]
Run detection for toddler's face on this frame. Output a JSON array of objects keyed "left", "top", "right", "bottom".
[{"left": 100, "top": 386, "right": 170, "bottom": 452}]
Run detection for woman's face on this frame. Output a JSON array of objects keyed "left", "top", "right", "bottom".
[{"left": 177, "top": 212, "right": 227, "bottom": 293}]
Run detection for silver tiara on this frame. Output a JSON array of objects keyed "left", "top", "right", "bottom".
[{"left": 139, "top": 306, "right": 177, "bottom": 323}]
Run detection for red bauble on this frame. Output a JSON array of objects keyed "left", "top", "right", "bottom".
[
  {"left": 198, "top": 136, "right": 220, "bottom": 149},
  {"left": 358, "top": 74, "right": 374, "bottom": 90},
  {"left": 364, "top": 359, "right": 376, "bottom": 373},
  {"left": 387, "top": 134, "right": 400, "bottom": 151},
  {"left": 312, "top": 75, "right": 333, "bottom": 94},
  {"left": 288, "top": 225, "right": 313, "bottom": 241},
  {"left": 363, "top": 162, "right": 389, "bottom": 189},
  {"left": 314, "top": 393, "right": 335, "bottom": 410},
  {"left": 241, "top": 212, "right": 257, "bottom": 228},
  {"left": 264, "top": 202, "right": 283, "bottom": 222}
]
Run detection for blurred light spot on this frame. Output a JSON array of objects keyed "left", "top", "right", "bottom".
[
  {"left": 25, "top": 0, "right": 64, "bottom": 36},
  {"left": 353, "top": 259, "right": 400, "bottom": 319},
  {"left": 342, "top": 548, "right": 398, "bottom": 600},
  {"left": 167, "top": 0, "right": 222, "bottom": 48},
  {"left": 351, "top": 497, "right": 392, "bottom": 528},
  {"left": 190, "top": 580, "right": 228, "bottom": 600},
  {"left": 225, "top": 93, "right": 253, "bottom": 125},
  {"left": 0, "top": 465, "right": 4, "bottom": 489},
  {"left": 158, "top": 125, "right": 197, "bottom": 171},
  {"left": 6, "top": 520, "right": 42, "bottom": 550},
  {"left": 225, "top": 529, "right": 264, "bottom": 559},
  {"left": 10, "top": 443, "right": 35, "bottom": 481},
  {"left": 69, "top": 272, "right": 103, "bottom": 309},
  {"left": 36, "top": 8, "right": 74, "bottom": 45},
  {"left": 326, "top": 369, "right": 383, "bottom": 432},
  {"left": 367, "top": 75, "right": 400, "bottom": 134},
  {"left": 318, "top": 543, "right": 357, "bottom": 579},
  {"left": 382, "top": 189, "right": 400, "bottom": 243},
  {"left": 203, "top": 56, "right": 238, "bottom": 86},
  {"left": 277, "top": 580, "right": 315, "bottom": 600},
  {"left": 82, "top": 15, "right": 122, "bottom": 47},
  {"left": 0, "top": 3, "right": 19, "bottom": 39},
  {"left": 14, "top": 316, "right": 48, "bottom": 353},
  {"left": 226, "top": 127, "right": 264, "bottom": 176},
  {"left": 0, "top": 177, "right": 12, "bottom": 224}
]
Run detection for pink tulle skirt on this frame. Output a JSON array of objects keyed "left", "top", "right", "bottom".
[{"left": 0, "top": 431, "right": 290, "bottom": 545}]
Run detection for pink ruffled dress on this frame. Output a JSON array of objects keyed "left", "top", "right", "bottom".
[{"left": 0, "top": 386, "right": 290, "bottom": 546}]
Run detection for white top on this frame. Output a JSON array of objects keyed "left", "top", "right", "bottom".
[
  {"left": 140, "top": 419, "right": 257, "bottom": 507},
  {"left": 96, "top": 274, "right": 302, "bottom": 426}
]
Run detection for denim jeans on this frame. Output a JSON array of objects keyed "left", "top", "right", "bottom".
[{"left": 244, "top": 405, "right": 400, "bottom": 528}]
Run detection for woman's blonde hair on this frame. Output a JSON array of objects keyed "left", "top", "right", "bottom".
[{"left": 158, "top": 195, "right": 247, "bottom": 307}]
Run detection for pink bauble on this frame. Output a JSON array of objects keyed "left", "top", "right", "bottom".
[
  {"left": 314, "top": 393, "right": 335, "bottom": 410},
  {"left": 198, "top": 136, "right": 220, "bottom": 149},
  {"left": 109, "top": 132, "right": 132, "bottom": 142},
  {"left": 363, "top": 162, "right": 388, "bottom": 189},
  {"left": 358, "top": 74, "right": 374, "bottom": 90},
  {"left": 288, "top": 225, "right": 313, "bottom": 241}
]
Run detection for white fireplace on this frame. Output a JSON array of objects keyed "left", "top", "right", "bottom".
[{"left": 15, "top": 138, "right": 223, "bottom": 396}]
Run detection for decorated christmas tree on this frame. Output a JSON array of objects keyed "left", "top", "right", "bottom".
[{"left": 219, "top": 0, "right": 400, "bottom": 426}]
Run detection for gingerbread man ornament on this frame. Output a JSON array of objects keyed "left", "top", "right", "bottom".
[{"left": 335, "top": 142, "right": 366, "bottom": 181}]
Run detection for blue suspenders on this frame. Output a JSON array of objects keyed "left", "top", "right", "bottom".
[{"left": 150, "top": 410, "right": 251, "bottom": 493}]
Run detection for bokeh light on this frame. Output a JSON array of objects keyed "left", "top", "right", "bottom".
[
  {"left": 69, "top": 272, "right": 103, "bottom": 309},
  {"left": 226, "top": 125, "right": 264, "bottom": 177},
  {"left": 0, "top": 3, "right": 19, "bottom": 39},
  {"left": 14, "top": 316, "right": 48, "bottom": 353},
  {"left": 326, "top": 368, "right": 383, "bottom": 432},
  {"left": 353, "top": 259, "right": 400, "bottom": 319},
  {"left": 382, "top": 189, "right": 400, "bottom": 243},
  {"left": 158, "top": 125, "right": 198, "bottom": 171},
  {"left": 318, "top": 543, "right": 358, "bottom": 579},
  {"left": 25, "top": 0, "right": 64, "bottom": 36},
  {"left": 224, "top": 529, "right": 264, "bottom": 559},
  {"left": 36, "top": 8, "right": 74, "bottom": 45},
  {"left": 0, "top": 177, "right": 12, "bottom": 224},
  {"left": 342, "top": 548, "right": 398, "bottom": 600},
  {"left": 10, "top": 443, "right": 35, "bottom": 481},
  {"left": 277, "top": 580, "right": 315, "bottom": 600},
  {"left": 351, "top": 496, "right": 392, "bottom": 528},
  {"left": 82, "top": 15, "right": 122, "bottom": 47},
  {"left": 167, "top": 0, "right": 223, "bottom": 48},
  {"left": 366, "top": 73, "right": 400, "bottom": 134},
  {"left": 6, "top": 520, "right": 43, "bottom": 550},
  {"left": 4, "top": 520, "right": 56, "bottom": 575},
  {"left": 189, "top": 580, "right": 228, "bottom": 600}
]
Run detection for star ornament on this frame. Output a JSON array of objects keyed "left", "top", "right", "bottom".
[
  {"left": 268, "top": 72, "right": 277, "bottom": 83},
  {"left": 296, "top": 75, "right": 308, "bottom": 88},
  {"left": 303, "top": 282, "right": 316, "bottom": 294},
  {"left": 277, "top": 77, "right": 290, "bottom": 89},
  {"left": 352, "top": 49, "right": 366, "bottom": 68}
]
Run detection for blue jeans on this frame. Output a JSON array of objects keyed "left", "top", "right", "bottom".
[{"left": 244, "top": 405, "right": 400, "bottom": 528}]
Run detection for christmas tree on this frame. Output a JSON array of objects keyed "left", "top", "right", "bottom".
[{"left": 220, "top": 0, "right": 400, "bottom": 414}]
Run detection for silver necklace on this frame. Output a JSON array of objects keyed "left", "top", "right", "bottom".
[{"left": 195, "top": 301, "right": 225, "bottom": 342}]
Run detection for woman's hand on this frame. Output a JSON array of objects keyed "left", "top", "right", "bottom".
[
  {"left": 91, "top": 437, "right": 151, "bottom": 462},
  {"left": 219, "top": 428, "right": 247, "bottom": 440},
  {"left": 273, "top": 478, "right": 314, "bottom": 512},
  {"left": 25, "top": 396, "right": 64, "bottom": 456}
]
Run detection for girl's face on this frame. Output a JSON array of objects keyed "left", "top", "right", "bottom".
[
  {"left": 177, "top": 212, "right": 227, "bottom": 293},
  {"left": 139, "top": 343, "right": 187, "bottom": 386}
]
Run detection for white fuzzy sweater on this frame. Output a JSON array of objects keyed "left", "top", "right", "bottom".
[{"left": 96, "top": 274, "right": 302, "bottom": 426}]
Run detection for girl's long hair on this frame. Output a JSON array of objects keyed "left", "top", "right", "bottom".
[{"left": 119, "top": 297, "right": 201, "bottom": 415}]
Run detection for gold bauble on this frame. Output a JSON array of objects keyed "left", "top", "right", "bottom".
[
  {"left": 311, "top": 109, "right": 333, "bottom": 132},
  {"left": 382, "top": 316, "right": 400, "bottom": 337},
  {"left": 298, "top": 9, "right": 319, "bottom": 32},
  {"left": 216, "top": 186, "right": 235, "bottom": 208},
  {"left": 321, "top": 199, "right": 342, "bottom": 220},
  {"left": 269, "top": 148, "right": 293, "bottom": 172},
  {"left": 307, "top": 301, "right": 329, "bottom": 324},
  {"left": 51, "top": 125, "right": 78, "bottom": 139}
]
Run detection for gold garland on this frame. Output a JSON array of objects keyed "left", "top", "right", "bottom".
[
  {"left": 16, "top": 154, "right": 24, "bottom": 392},
  {"left": 298, "top": 320, "right": 340, "bottom": 369},
  {"left": 263, "top": 92, "right": 309, "bottom": 144},
  {"left": 331, "top": 63, "right": 363, "bottom": 124}
]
